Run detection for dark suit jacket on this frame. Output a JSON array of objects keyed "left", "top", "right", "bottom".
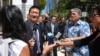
[
  {"left": 45, "top": 22, "right": 58, "bottom": 56},
  {"left": 25, "top": 20, "right": 44, "bottom": 56},
  {"left": 45, "top": 22, "right": 59, "bottom": 39},
  {"left": 25, "top": 20, "right": 33, "bottom": 39}
]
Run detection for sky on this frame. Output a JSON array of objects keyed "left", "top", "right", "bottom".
[{"left": 41, "top": 0, "right": 54, "bottom": 15}]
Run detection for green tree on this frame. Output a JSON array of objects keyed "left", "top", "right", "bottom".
[
  {"left": 50, "top": 0, "right": 72, "bottom": 18},
  {"left": 39, "top": 0, "right": 46, "bottom": 10},
  {"left": 50, "top": 0, "right": 100, "bottom": 19}
]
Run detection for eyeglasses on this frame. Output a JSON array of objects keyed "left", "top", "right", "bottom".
[{"left": 92, "top": 14, "right": 99, "bottom": 18}]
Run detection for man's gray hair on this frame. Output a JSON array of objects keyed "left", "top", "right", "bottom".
[{"left": 71, "top": 8, "right": 82, "bottom": 16}]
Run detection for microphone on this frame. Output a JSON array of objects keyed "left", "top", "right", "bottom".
[{"left": 55, "top": 32, "right": 62, "bottom": 40}]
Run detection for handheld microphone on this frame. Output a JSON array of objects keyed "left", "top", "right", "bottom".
[{"left": 55, "top": 32, "right": 62, "bottom": 40}]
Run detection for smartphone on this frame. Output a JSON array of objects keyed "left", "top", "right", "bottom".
[
  {"left": 47, "top": 33, "right": 54, "bottom": 45},
  {"left": 55, "top": 32, "right": 62, "bottom": 40}
]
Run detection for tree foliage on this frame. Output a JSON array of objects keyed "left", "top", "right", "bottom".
[
  {"left": 39, "top": 0, "right": 46, "bottom": 10},
  {"left": 50, "top": 0, "right": 100, "bottom": 18},
  {"left": 50, "top": 0, "right": 72, "bottom": 17},
  {"left": 3, "top": 0, "right": 9, "bottom": 5}
]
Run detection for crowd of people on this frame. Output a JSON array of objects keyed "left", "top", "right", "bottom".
[{"left": 0, "top": 4, "right": 100, "bottom": 56}]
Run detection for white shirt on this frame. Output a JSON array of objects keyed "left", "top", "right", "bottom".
[
  {"left": 9, "top": 39, "right": 27, "bottom": 56},
  {"left": 36, "top": 29, "right": 41, "bottom": 53},
  {"left": 51, "top": 23, "right": 54, "bottom": 34}
]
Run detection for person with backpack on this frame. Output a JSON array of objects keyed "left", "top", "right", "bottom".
[{"left": 0, "top": 5, "right": 30, "bottom": 56}]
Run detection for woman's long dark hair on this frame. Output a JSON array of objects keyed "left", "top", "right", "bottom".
[
  {"left": 0, "top": 5, "right": 29, "bottom": 43},
  {"left": 93, "top": 5, "right": 100, "bottom": 15}
]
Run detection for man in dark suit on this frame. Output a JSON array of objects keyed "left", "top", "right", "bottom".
[
  {"left": 25, "top": 6, "right": 44, "bottom": 56},
  {"left": 45, "top": 16, "right": 58, "bottom": 37},
  {"left": 45, "top": 16, "right": 59, "bottom": 56}
]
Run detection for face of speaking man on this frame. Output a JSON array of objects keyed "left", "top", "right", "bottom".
[{"left": 28, "top": 8, "right": 40, "bottom": 24}]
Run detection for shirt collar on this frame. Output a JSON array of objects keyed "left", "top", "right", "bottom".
[
  {"left": 28, "top": 20, "right": 37, "bottom": 30},
  {"left": 71, "top": 20, "right": 81, "bottom": 26},
  {"left": 77, "top": 20, "right": 82, "bottom": 25},
  {"left": 51, "top": 23, "right": 55, "bottom": 25}
]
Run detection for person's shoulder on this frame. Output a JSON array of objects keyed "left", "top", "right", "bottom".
[
  {"left": 25, "top": 20, "right": 32, "bottom": 28},
  {"left": 20, "top": 45, "right": 30, "bottom": 56},
  {"left": 0, "top": 37, "right": 3, "bottom": 45},
  {"left": 13, "top": 39, "right": 27, "bottom": 47},
  {"left": 46, "top": 22, "right": 50, "bottom": 26},
  {"left": 9, "top": 39, "right": 27, "bottom": 50},
  {"left": 79, "top": 20, "right": 89, "bottom": 25},
  {"left": 55, "top": 23, "right": 59, "bottom": 26},
  {"left": 25, "top": 20, "right": 30, "bottom": 24},
  {"left": 9, "top": 39, "right": 28, "bottom": 56}
]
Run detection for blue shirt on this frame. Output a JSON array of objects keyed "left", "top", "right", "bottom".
[{"left": 64, "top": 20, "right": 90, "bottom": 56}]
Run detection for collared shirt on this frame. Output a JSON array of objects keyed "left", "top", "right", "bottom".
[
  {"left": 64, "top": 20, "right": 90, "bottom": 38},
  {"left": 64, "top": 20, "right": 90, "bottom": 56},
  {"left": 51, "top": 23, "right": 54, "bottom": 34}
]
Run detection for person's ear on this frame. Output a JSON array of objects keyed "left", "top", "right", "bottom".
[{"left": 27, "top": 14, "right": 30, "bottom": 19}]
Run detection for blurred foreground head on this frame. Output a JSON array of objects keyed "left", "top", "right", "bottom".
[
  {"left": 0, "top": 5, "right": 28, "bottom": 41},
  {"left": 91, "top": 5, "right": 100, "bottom": 29}
]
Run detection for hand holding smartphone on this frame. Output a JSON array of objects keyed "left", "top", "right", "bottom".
[{"left": 47, "top": 33, "right": 54, "bottom": 45}]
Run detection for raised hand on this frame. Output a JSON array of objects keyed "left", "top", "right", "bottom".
[
  {"left": 42, "top": 42, "right": 56, "bottom": 55},
  {"left": 28, "top": 38, "right": 35, "bottom": 49}
]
